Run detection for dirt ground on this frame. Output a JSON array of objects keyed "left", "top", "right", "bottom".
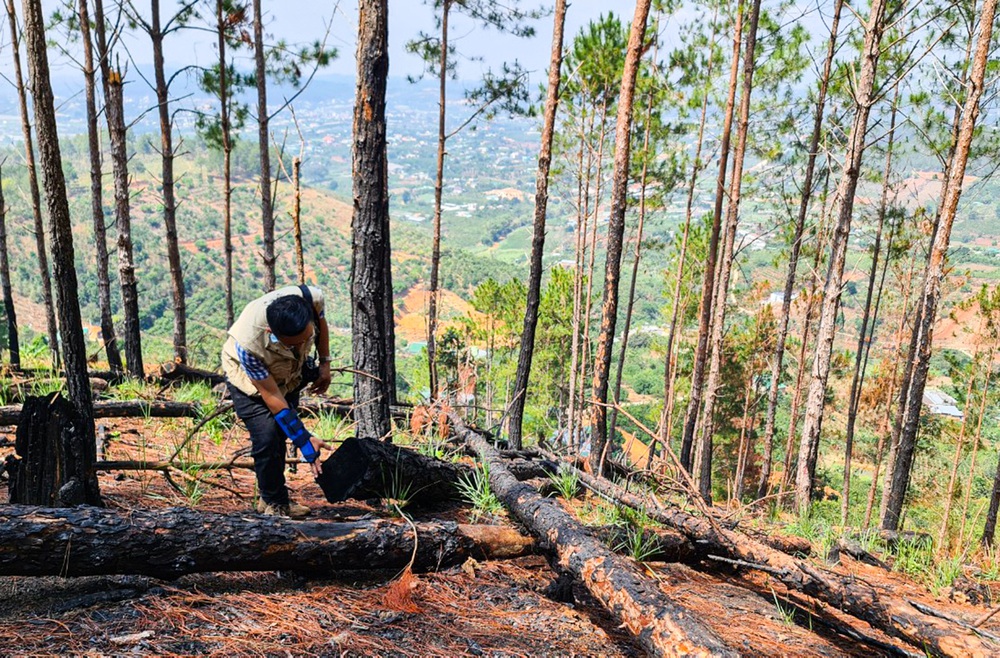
[{"left": 3, "top": 406, "right": 1000, "bottom": 656}]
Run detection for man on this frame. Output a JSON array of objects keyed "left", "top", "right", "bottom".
[{"left": 222, "top": 285, "right": 333, "bottom": 518}]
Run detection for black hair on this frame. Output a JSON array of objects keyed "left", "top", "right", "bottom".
[{"left": 266, "top": 295, "right": 313, "bottom": 338}]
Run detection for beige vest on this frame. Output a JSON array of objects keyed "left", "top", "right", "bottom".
[{"left": 221, "top": 285, "right": 325, "bottom": 396}]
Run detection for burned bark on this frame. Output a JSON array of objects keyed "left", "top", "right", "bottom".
[
  {"left": 459, "top": 418, "right": 737, "bottom": 657},
  {"left": 574, "top": 466, "right": 995, "bottom": 657},
  {"left": 159, "top": 361, "right": 226, "bottom": 386},
  {"left": 0, "top": 505, "right": 534, "bottom": 579},
  {"left": 0, "top": 165, "right": 18, "bottom": 369}
]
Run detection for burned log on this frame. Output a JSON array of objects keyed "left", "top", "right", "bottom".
[
  {"left": 0, "top": 399, "right": 201, "bottom": 425},
  {"left": 159, "top": 361, "right": 226, "bottom": 386},
  {"left": 316, "top": 437, "right": 556, "bottom": 505},
  {"left": 8, "top": 394, "right": 101, "bottom": 506},
  {"left": 0, "top": 505, "right": 535, "bottom": 578},
  {"left": 575, "top": 467, "right": 998, "bottom": 658},
  {"left": 457, "top": 420, "right": 735, "bottom": 657}
]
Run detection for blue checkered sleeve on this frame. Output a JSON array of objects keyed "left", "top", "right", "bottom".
[{"left": 235, "top": 341, "right": 270, "bottom": 381}]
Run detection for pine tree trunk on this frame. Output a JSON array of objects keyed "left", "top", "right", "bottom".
[
  {"left": 217, "top": 0, "right": 234, "bottom": 327},
  {"left": 19, "top": 0, "right": 99, "bottom": 504},
  {"left": 566, "top": 114, "right": 590, "bottom": 451},
  {"left": 78, "top": 0, "right": 122, "bottom": 373},
  {"left": 5, "top": 0, "right": 58, "bottom": 370},
  {"left": 507, "top": 0, "right": 567, "bottom": 450},
  {"left": 0, "top": 166, "right": 18, "bottom": 369},
  {"left": 149, "top": 0, "right": 186, "bottom": 363},
  {"left": 883, "top": 0, "right": 996, "bottom": 530},
  {"left": 253, "top": 0, "right": 275, "bottom": 291},
  {"left": 795, "top": 0, "right": 889, "bottom": 513},
  {"left": 426, "top": 0, "right": 450, "bottom": 402},
  {"left": 104, "top": 70, "right": 144, "bottom": 378},
  {"left": 679, "top": 3, "right": 743, "bottom": 472},
  {"left": 841, "top": 89, "right": 900, "bottom": 526},
  {"left": 293, "top": 157, "right": 304, "bottom": 283},
  {"left": 589, "top": 0, "right": 651, "bottom": 473},
  {"left": 351, "top": 0, "right": 393, "bottom": 440},
  {"left": 757, "top": 0, "right": 843, "bottom": 500},
  {"left": 693, "top": 0, "right": 763, "bottom": 501},
  {"left": 607, "top": 50, "right": 657, "bottom": 448}
]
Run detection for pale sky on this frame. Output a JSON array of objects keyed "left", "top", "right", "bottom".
[{"left": 1, "top": 1, "right": 629, "bottom": 92}]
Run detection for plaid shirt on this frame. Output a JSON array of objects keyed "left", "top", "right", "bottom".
[{"left": 235, "top": 341, "right": 270, "bottom": 381}]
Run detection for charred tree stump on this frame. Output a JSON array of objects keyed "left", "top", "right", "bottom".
[
  {"left": 316, "top": 436, "right": 556, "bottom": 504},
  {"left": 574, "top": 466, "right": 997, "bottom": 657},
  {"left": 457, "top": 419, "right": 736, "bottom": 657},
  {"left": 8, "top": 394, "right": 100, "bottom": 506},
  {"left": 0, "top": 505, "right": 535, "bottom": 578}
]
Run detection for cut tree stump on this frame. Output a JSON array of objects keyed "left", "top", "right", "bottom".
[
  {"left": 574, "top": 466, "right": 998, "bottom": 658},
  {"left": 7, "top": 394, "right": 101, "bottom": 506},
  {"left": 316, "top": 436, "right": 556, "bottom": 504},
  {"left": 457, "top": 419, "right": 736, "bottom": 657},
  {"left": 0, "top": 505, "right": 535, "bottom": 578}
]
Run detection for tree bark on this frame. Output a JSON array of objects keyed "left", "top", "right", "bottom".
[
  {"left": 680, "top": 3, "right": 743, "bottom": 472},
  {"left": 253, "top": 0, "right": 275, "bottom": 290},
  {"left": 78, "top": 0, "right": 122, "bottom": 373},
  {"left": 0, "top": 505, "right": 533, "bottom": 579},
  {"left": 19, "top": 0, "right": 99, "bottom": 504},
  {"left": 693, "top": 0, "right": 763, "bottom": 501},
  {"left": 757, "top": 0, "right": 843, "bottom": 500},
  {"left": 574, "top": 465, "right": 998, "bottom": 657},
  {"left": 351, "top": 0, "right": 394, "bottom": 440},
  {"left": 103, "top": 67, "right": 144, "bottom": 379},
  {"left": 293, "top": 157, "right": 304, "bottom": 283},
  {"left": 883, "top": 0, "right": 996, "bottom": 531},
  {"left": 795, "top": 0, "right": 889, "bottom": 513},
  {"left": 150, "top": 0, "right": 186, "bottom": 363},
  {"left": 426, "top": 0, "right": 451, "bottom": 402},
  {"left": 459, "top": 418, "right": 737, "bottom": 657},
  {"left": 0, "top": 165, "right": 19, "bottom": 369},
  {"left": 5, "top": 0, "right": 59, "bottom": 370},
  {"left": 841, "top": 87, "right": 900, "bottom": 526},
  {"left": 589, "top": 0, "right": 652, "bottom": 474},
  {"left": 507, "top": 0, "right": 567, "bottom": 450},
  {"left": 216, "top": 0, "right": 235, "bottom": 326}
]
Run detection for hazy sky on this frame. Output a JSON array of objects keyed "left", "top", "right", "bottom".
[{"left": 1, "top": 1, "right": 628, "bottom": 91}]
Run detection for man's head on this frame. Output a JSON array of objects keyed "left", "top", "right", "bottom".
[{"left": 266, "top": 295, "right": 314, "bottom": 347}]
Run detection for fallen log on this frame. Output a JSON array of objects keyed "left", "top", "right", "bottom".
[
  {"left": 0, "top": 505, "right": 534, "bottom": 578},
  {"left": 457, "top": 419, "right": 735, "bottom": 657},
  {"left": 316, "top": 436, "right": 556, "bottom": 504},
  {"left": 159, "top": 361, "right": 226, "bottom": 386},
  {"left": 575, "top": 467, "right": 998, "bottom": 658},
  {"left": 0, "top": 400, "right": 201, "bottom": 425}
]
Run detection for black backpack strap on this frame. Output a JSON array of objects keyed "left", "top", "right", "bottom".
[{"left": 299, "top": 284, "right": 320, "bottom": 327}]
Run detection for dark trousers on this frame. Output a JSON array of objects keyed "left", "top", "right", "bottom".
[{"left": 227, "top": 363, "right": 318, "bottom": 505}]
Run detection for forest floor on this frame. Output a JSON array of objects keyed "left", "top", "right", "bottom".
[{"left": 2, "top": 387, "right": 1000, "bottom": 656}]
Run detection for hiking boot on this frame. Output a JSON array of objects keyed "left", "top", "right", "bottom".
[
  {"left": 287, "top": 500, "right": 311, "bottom": 519},
  {"left": 256, "top": 498, "right": 311, "bottom": 519}
]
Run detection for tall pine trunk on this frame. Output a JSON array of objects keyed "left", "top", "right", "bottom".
[
  {"left": 680, "top": 3, "right": 743, "bottom": 471},
  {"left": 78, "top": 0, "right": 122, "bottom": 373},
  {"left": 293, "top": 157, "right": 304, "bottom": 283},
  {"left": 351, "top": 0, "right": 394, "bottom": 440},
  {"left": 693, "top": 0, "right": 763, "bottom": 501},
  {"left": 757, "top": 0, "right": 843, "bottom": 499},
  {"left": 795, "top": 0, "right": 889, "bottom": 513},
  {"left": 149, "top": 0, "right": 186, "bottom": 363},
  {"left": 0, "top": 166, "right": 18, "bottom": 369},
  {"left": 21, "top": 0, "right": 100, "bottom": 504},
  {"left": 567, "top": 112, "right": 592, "bottom": 450},
  {"left": 5, "top": 0, "right": 59, "bottom": 370},
  {"left": 253, "top": 0, "right": 275, "bottom": 291},
  {"left": 883, "top": 0, "right": 996, "bottom": 531},
  {"left": 215, "top": 0, "right": 235, "bottom": 327},
  {"left": 840, "top": 86, "right": 900, "bottom": 526},
  {"left": 508, "top": 0, "right": 568, "bottom": 449},
  {"left": 426, "top": 0, "right": 451, "bottom": 402},
  {"left": 94, "top": 0, "right": 144, "bottom": 380},
  {"left": 588, "top": 0, "right": 651, "bottom": 473}
]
